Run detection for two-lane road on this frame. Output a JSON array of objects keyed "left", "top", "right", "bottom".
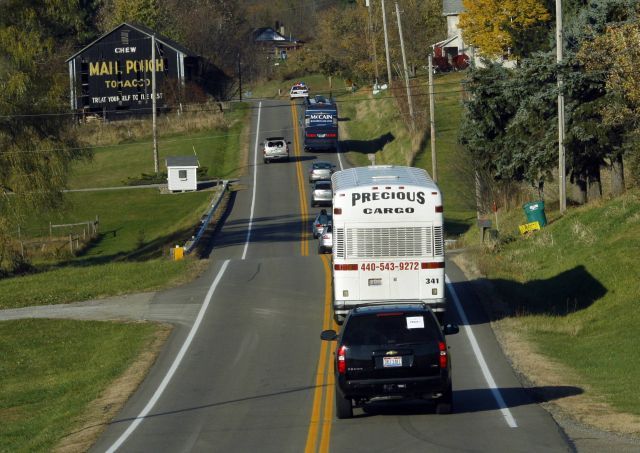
[{"left": 92, "top": 99, "right": 571, "bottom": 452}]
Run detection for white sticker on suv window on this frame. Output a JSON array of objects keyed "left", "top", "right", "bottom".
[{"left": 406, "top": 316, "right": 424, "bottom": 329}]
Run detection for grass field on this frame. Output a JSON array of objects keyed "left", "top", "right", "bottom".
[
  {"left": 68, "top": 105, "right": 248, "bottom": 189},
  {"left": 0, "top": 319, "right": 161, "bottom": 451},
  {"left": 247, "top": 74, "right": 347, "bottom": 99},
  {"left": 474, "top": 188, "right": 640, "bottom": 416}
]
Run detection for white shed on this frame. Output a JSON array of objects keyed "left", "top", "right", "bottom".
[{"left": 166, "top": 156, "right": 199, "bottom": 192}]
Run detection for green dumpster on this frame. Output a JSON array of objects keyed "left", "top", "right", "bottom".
[{"left": 523, "top": 201, "right": 547, "bottom": 227}]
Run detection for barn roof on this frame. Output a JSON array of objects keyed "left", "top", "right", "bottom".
[{"left": 66, "top": 22, "right": 198, "bottom": 62}]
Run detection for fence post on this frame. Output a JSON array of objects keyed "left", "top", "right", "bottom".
[
  {"left": 49, "top": 221, "right": 52, "bottom": 238},
  {"left": 69, "top": 234, "right": 73, "bottom": 253},
  {"left": 20, "top": 240, "right": 24, "bottom": 259}
]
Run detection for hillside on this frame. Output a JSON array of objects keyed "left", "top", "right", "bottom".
[{"left": 465, "top": 189, "right": 640, "bottom": 433}]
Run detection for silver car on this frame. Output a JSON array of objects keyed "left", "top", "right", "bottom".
[
  {"left": 318, "top": 224, "right": 332, "bottom": 254},
  {"left": 311, "top": 181, "right": 333, "bottom": 207},
  {"left": 309, "top": 161, "right": 335, "bottom": 183},
  {"left": 312, "top": 211, "right": 332, "bottom": 239},
  {"left": 263, "top": 137, "right": 290, "bottom": 163}
]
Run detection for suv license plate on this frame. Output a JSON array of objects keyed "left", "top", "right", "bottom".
[
  {"left": 317, "top": 133, "right": 326, "bottom": 138},
  {"left": 383, "top": 356, "right": 402, "bottom": 368}
]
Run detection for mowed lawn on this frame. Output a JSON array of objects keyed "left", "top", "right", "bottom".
[
  {"left": 68, "top": 105, "right": 248, "bottom": 189},
  {"left": 477, "top": 189, "right": 640, "bottom": 417},
  {"left": 0, "top": 189, "right": 212, "bottom": 309},
  {"left": 0, "top": 319, "right": 162, "bottom": 451}
]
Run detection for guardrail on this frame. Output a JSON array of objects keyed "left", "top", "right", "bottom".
[{"left": 183, "top": 180, "right": 229, "bottom": 255}]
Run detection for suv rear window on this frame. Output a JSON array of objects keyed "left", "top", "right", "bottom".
[{"left": 342, "top": 312, "right": 440, "bottom": 346}]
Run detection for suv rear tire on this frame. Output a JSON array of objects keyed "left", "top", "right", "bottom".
[
  {"left": 335, "top": 387, "right": 353, "bottom": 419},
  {"left": 435, "top": 383, "right": 453, "bottom": 414}
]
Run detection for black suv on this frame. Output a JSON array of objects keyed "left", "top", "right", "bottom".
[{"left": 321, "top": 304, "right": 459, "bottom": 419}]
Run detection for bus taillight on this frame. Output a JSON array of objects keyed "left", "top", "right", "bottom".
[
  {"left": 421, "top": 262, "right": 445, "bottom": 269},
  {"left": 334, "top": 208, "right": 342, "bottom": 215},
  {"left": 335, "top": 264, "right": 358, "bottom": 271},
  {"left": 435, "top": 206, "right": 443, "bottom": 212}
]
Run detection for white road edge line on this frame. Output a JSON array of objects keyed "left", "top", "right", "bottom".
[
  {"left": 242, "top": 101, "right": 262, "bottom": 260},
  {"left": 445, "top": 274, "right": 518, "bottom": 428},
  {"left": 336, "top": 142, "right": 344, "bottom": 170},
  {"left": 105, "top": 259, "right": 231, "bottom": 453}
]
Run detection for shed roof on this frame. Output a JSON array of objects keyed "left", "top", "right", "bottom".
[
  {"left": 442, "top": 0, "right": 464, "bottom": 15},
  {"left": 166, "top": 156, "right": 199, "bottom": 167},
  {"left": 66, "top": 22, "right": 198, "bottom": 62}
]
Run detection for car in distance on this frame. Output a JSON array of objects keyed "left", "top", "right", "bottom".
[
  {"left": 318, "top": 224, "right": 333, "bottom": 254},
  {"left": 290, "top": 83, "right": 309, "bottom": 100},
  {"left": 312, "top": 210, "right": 332, "bottom": 239},
  {"left": 311, "top": 180, "right": 332, "bottom": 207},
  {"left": 262, "top": 137, "right": 290, "bottom": 163},
  {"left": 320, "top": 304, "right": 459, "bottom": 419},
  {"left": 308, "top": 161, "right": 335, "bottom": 183}
]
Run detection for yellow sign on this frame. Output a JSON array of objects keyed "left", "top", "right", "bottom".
[
  {"left": 173, "top": 246, "right": 184, "bottom": 261},
  {"left": 519, "top": 221, "right": 541, "bottom": 235}
]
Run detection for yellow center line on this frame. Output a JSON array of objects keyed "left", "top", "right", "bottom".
[
  {"left": 304, "top": 254, "right": 335, "bottom": 453},
  {"left": 291, "top": 101, "right": 309, "bottom": 256},
  {"left": 319, "top": 255, "right": 338, "bottom": 453}
]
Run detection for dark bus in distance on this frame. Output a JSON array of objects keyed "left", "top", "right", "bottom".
[{"left": 304, "top": 96, "right": 338, "bottom": 152}]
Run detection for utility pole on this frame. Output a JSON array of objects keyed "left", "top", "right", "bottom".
[
  {"left": 428, "top": 54, "right": 437, "bottom": 182},
  {"left": 556, "top": 0, "right": 566, "bottom": 214},
  {"left": 395, "top": 1, "right": 414, "bottom": 129},
  {"left": 381, "top": 0, "right": 392, "bottom": 86},
  {"left": 151, "top": 34, "right": 159, "bottom": 174},
  {"left": 238, "top": 53, "right": 243, "bottom": 101},
  {"left": 365, "top": 0, "right": 379, "bottom": 85}
]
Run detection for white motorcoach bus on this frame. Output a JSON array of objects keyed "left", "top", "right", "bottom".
[{"left": 331, "top": 165, "right": 446, "bottom": 323}]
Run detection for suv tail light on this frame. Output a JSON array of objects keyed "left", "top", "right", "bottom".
[
  {"left": 337, "top": 345, "right": 347, "bottom": 374},
  {"left": 438, "top": 341, "right": 448, "bottom": 368},
  {"left": 315, "top": 223, "right": 321, "bottom": 228}
]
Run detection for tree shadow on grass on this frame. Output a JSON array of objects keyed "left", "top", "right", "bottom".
[
  {"left": 340, "top": 132, "right": 395, "bottom": 155},
  {"left": 448, "top": 265, "right": 607, "bottom": 326},
  {"left": 445, "top": 218, "right": 474, "bottom": 237}
]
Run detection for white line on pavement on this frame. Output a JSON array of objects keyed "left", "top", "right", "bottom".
[
  {"left": 242, "top": 101, "right": 262, "bottom": 260},
  {"left": 446, "top": 274, "right": 518, "bottom": 428},
  {"left": 105, "top": 259, "right": 231, "bottom": 452}
]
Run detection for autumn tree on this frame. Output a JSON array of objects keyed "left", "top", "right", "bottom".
[
  {"left": 459, "top": 0, "right": 551, "bottom": 59},
  {"left": 579, "top": 20, "right": 640, "bottom": 191},
  {"left": 98, "top": 0, "right": 173, "bottom": 33},
  {"left": 0, "top": 1, "right": 91, "bottom": 272}
]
